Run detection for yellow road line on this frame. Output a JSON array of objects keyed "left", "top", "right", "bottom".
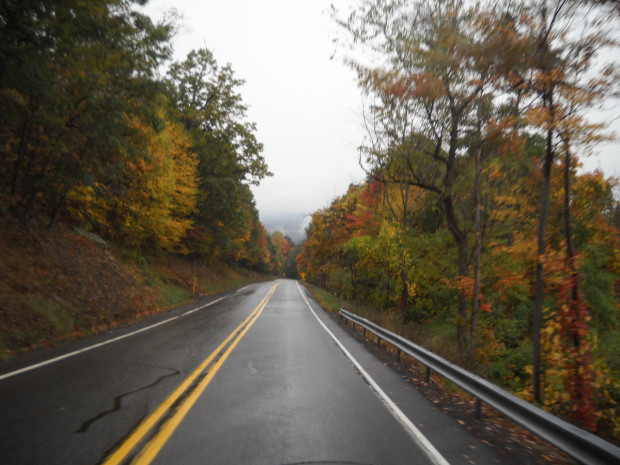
[
  {"left": 102, "top": 283, "right": 279, "bottom": 465},
  {"left": 131, "top": 283, "right": 277, "bottom": 465}
]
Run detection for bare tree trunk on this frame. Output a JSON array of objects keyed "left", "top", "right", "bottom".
[
  {"left": 456, "top": 233, "right": 469, "bottom": 351},
  {"left": 445, "top": 120, "right": 470, "bottom": 353},
  {"left": 470, "top": 141, "right": 483, "bottom": 351},
  {"left": 11, "top": 118, "right": 32, "bottom": 197},
  {"left": 563, "top": 146, "right": 591, "bottom": 428},
  {"left": 350, "top": 264, "right": 357, "bottom": 300},
  {"left": 445, "top": 191, "right": 469, "bottom": 351},
  {"left": 386, "top": 251, "right": 390, "bottom": 309},
  {"left": 533, "top": 112, "right": 554, "bottom": 404},
  {"left": 399, "top": 268, "right": 408, "bottom": 314},
  {"left": 563, "top": 149, "right": 578, "bottom": 303},
  {"left": 47, "top": 187, "right": 69, "bottom": 230}
]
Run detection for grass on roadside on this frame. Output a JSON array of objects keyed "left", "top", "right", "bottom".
[
  {"left": 301, "top": 282, "right": 462, "bottom": 367},
  {"left": 302, "top": 283, "right": 341, "bottom": 312},
  {"left": 113, "top": 247, "right": 272, "bottom": 307}
]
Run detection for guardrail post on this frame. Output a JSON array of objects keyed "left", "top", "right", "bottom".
[
  {"left": 476, "top": 398, "right": 482, "bottom": 420},
  {"left": 377, "top": 336, "right": 381, "bottom": 347},
  {"left": 396, "top": 348, "right": 401, "bottom": 362},
  {"left": 363, "top": 328, "right": 366, "bottom": 338},
  {"left": 425, "top": 365, "right": 431, "bottom": 383},
  {"left": 353, "top": 322, "right": 356, "bottom": 330}
]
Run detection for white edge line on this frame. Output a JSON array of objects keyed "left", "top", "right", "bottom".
[
  {"left": 296, "top": 282, "right": 450, "bottom": 465},
  {"left": 0, "top": 296, "right": 227, "bottom": 382},
  {"left": 182, "top": 297, "right": 225, "bottom": 316}
]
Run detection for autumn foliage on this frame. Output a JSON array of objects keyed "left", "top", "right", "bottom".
[
  {"left": 305, "top": 0, "right": 620, "bottom": 440},
  {"left": 0, "top": 0, "right": 275, "bottom": 268},
  {"left": 0, "top": 2, "right": 293, "bottom": 355}
]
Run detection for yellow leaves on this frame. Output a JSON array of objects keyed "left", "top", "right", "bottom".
[
  {"left": 67, "top": 184, "right": 108, "bottom": 227},
  {"left": 407, "top": 281, "right": 417, "bottom": 299},
  {"left": 69, "top": 106, "right": 198, "bottom": 253},
  {"left": 543, "top": 322, "right": 555, "bottom": 338},
  {"left": 123, "top": 113, "right": 198, "bottom": 252}
]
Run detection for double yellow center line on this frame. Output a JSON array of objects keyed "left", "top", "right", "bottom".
[{"left": 103, "top": 282, "right": 280, "bottom": 465}]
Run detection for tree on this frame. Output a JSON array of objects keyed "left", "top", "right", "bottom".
[
  {"left": 511, "top": 0, "right": 618, "bottom": 405},
  {"left": 336, "top": 0, "right": 517, "bottom": 352},
  {"left": 166, "top": 48, "right": 271, "bottom": 258},
  {"left": 68, "top": 106, "right": 198, "bottom": 252},
  {"left": 282, "top": 236, "right": 300, "bottom": 279},
  {"left": 0, "top": 0, "right": 174, "bottom": 226},
  {"left": 269, "top": 231, "right": 290, "bottom": 275},
  {"left": 298, "top": 0, "right": 620, "bottom": 437}
]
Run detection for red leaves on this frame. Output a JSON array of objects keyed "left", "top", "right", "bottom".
[
  {"left": 554, "top": 272, "right": 598, "bottom": 432},
  {"left": 480, "top": 303, "right": 492, "bottom": 313}
]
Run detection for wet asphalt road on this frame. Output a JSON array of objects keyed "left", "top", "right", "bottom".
[{"left": 0, "top": 280, "right": 507, "bottom": 465}]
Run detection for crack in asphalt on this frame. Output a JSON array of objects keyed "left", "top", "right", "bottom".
[{"left": 75, "top": 366, "right": 180, "bottom": 433}]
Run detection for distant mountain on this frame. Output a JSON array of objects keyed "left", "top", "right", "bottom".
[{"left": 260, "top": 212, "right": 311, "bottom": 243}]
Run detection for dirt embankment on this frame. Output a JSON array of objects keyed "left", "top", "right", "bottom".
[{"left": 0, "top": 214, "right": 268, "bottom": 360}]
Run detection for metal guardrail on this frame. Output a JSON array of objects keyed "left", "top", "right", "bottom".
[{"left": 339, "top": 308, "right": 620, "bottom": 465}]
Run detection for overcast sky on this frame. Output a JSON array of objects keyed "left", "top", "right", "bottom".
[
  {"left": 143, "top": 0, "right": 365, "bottom": 218},
  {"left": 142, "top": 0, "right": 619, "bottom": 218}
]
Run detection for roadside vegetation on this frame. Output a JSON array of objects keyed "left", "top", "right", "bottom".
[
  {"left": 0, "top": 213, "right": 274, "bottom": 360},
  {"left": 299, "top": 0, "right": 620, "bottom": 443},
  {"left": 0, "top": 1, "right": 297, "bottom": 359}
]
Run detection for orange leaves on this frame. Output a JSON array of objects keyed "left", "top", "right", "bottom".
[
  {"left": 454, "top": 275, "right": 476, "bottom": 300},
  {"left": 391, "top": 72, "right": 446, "bottom": 101},
  {"left": 360, "top": 67, "right": 447, "bottom": 102},
  {"left": 402, "top": 72, "right": 446, "bottom": 100},
  {"left": 524, "top": 104, "right": 554, "bottom": 131},
  {"left": 297, "top": 181, "right": 390, "bottom": 286},
  {"left": 361, "top": 178, "right": 384, "bottom": 206},
  {"left": 480, "top": 303, "right": 492, "bottom": 313},
  {"left": 452, "top": 275, "right": 492, "bottom": 313}
]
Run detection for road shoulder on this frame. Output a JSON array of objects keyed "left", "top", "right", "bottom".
[{"left": 298, "top": 283, "right": 568, "bottom": 465}]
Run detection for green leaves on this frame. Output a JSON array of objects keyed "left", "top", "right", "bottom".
[
  {"left": 163, "top": 47, "right": 271, "bottom": 261},
  {"left": 1, "top": 0, "right": 174, "bottom": 223},
  {"left": 167, "top": 49, "right": 270, "bottom": 184}
]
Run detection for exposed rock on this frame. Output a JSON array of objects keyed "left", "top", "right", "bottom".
[{"left": 73, "top": 227, "right": 108, "bottom": 249}]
